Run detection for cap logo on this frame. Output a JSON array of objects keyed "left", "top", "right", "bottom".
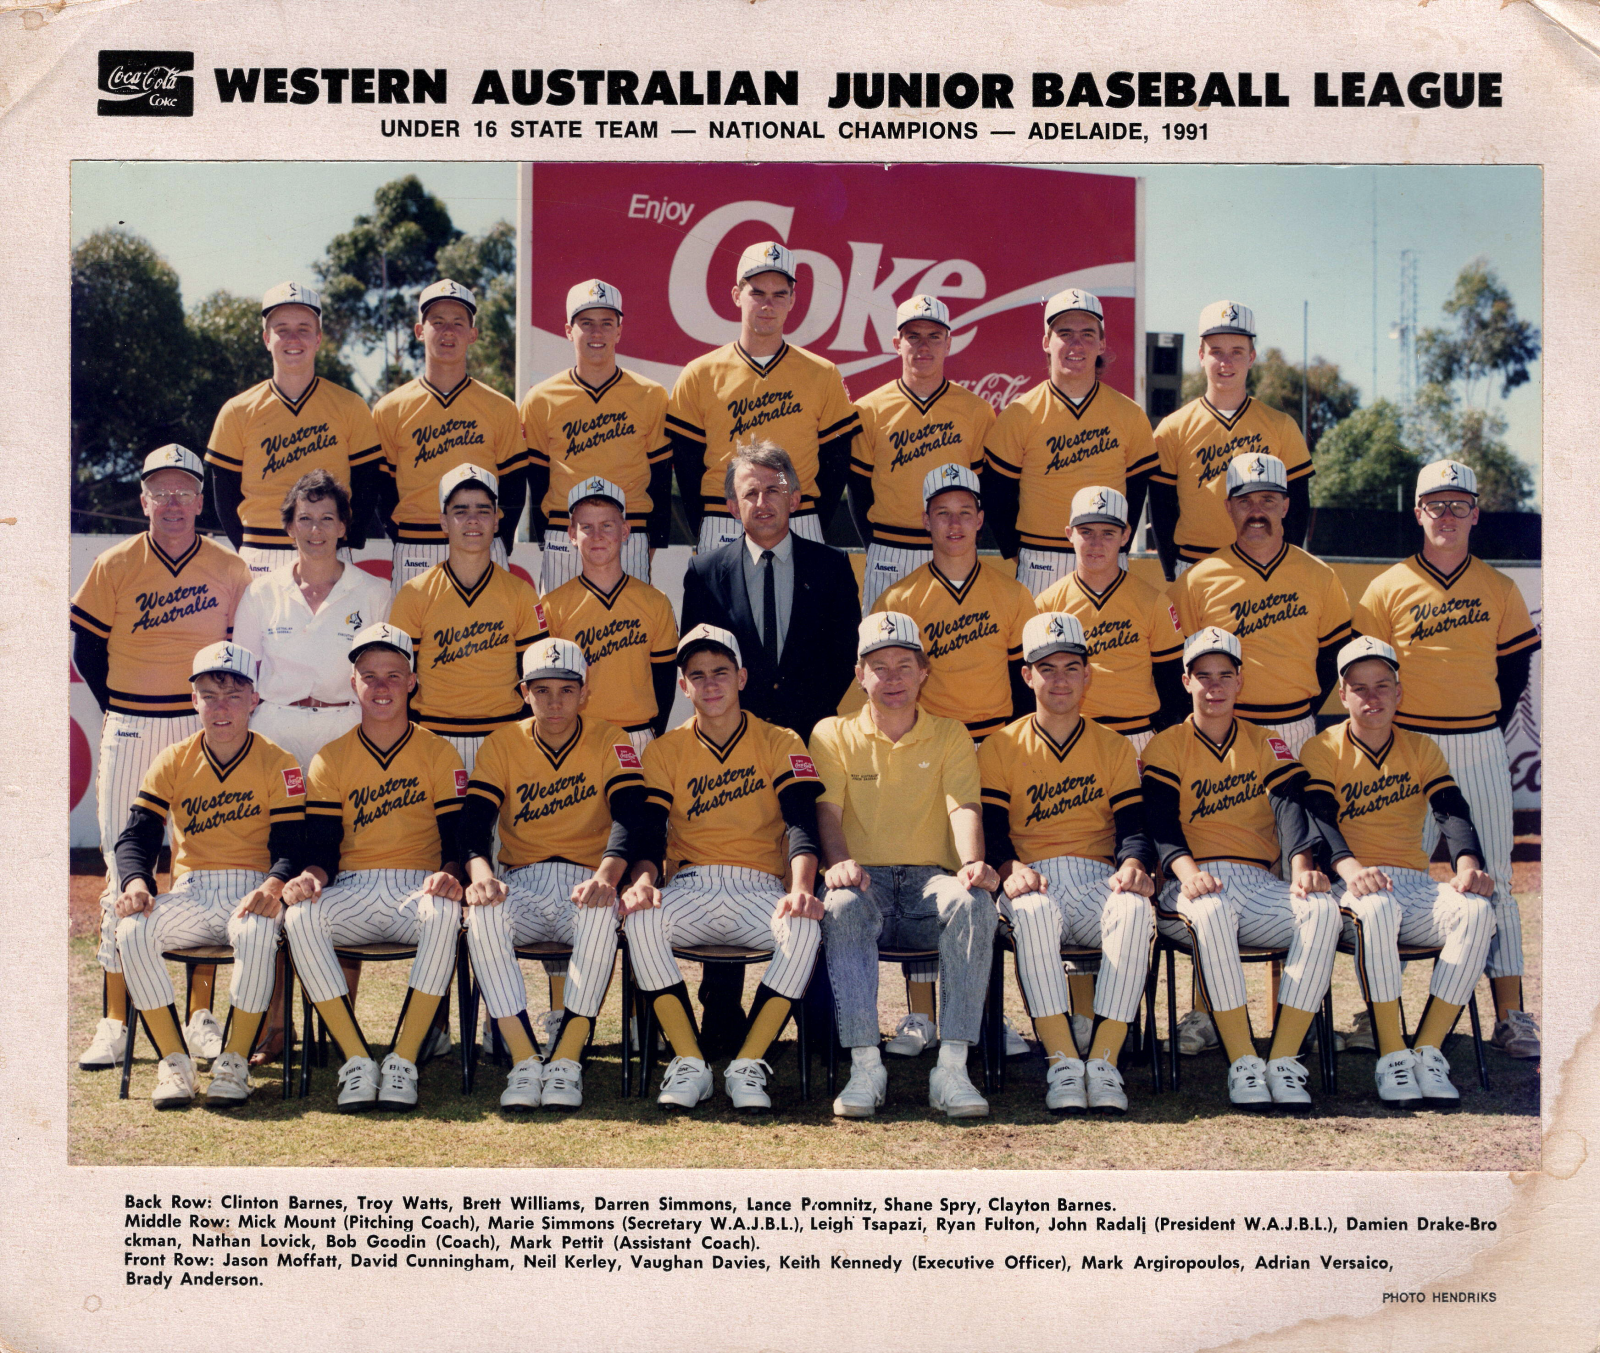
[
  {"left": 942, "top": 466, "right": 960, "bottom": 483},
  {"left": 1093, "top": 490, "right": 1108, "bottom": 511},
  {"left": 589, "top": 281, "right": 605, "bottom": 299},
  {"left": 879, "top": 615, "right": 898, "bottom": 637},
  {"left": 1442, "top": 464, "right": 1459, "bottom": 483},
  {"left": 1222, "top": 303, "right": 1240, "bottom": 325},
  {"left": 1250, "top": 456, "right": 1266, "bottom": 476},
  {"left": 765, "top": 244, "right": 782, "bottom": 263},
  {"left": 588, "top": 478, "right": 604, "bottom": 493},
  {"left": 1048, "top": 616, "right": 1068, "bottom": 638}
]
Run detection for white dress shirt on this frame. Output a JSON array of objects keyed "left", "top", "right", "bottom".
[
  {"left": 742, "top": 529, "right": 795, "bottom": 656},
  {"left": 231, "top": 563, "right": 392, "bottom": 705}
]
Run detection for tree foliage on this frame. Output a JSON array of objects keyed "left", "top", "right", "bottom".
[
  {"left": 1409, "top": 385, "right": 1533, "bottom": 512},
  {"left": 1308, "top": 400, "right": 1422, "bottom": 509},
  {"left": 1179, "top": 347, "right": 1359, "bottom": 452},
  {"left": 435, "top": 221, "right": 517, "bottom": 396}
]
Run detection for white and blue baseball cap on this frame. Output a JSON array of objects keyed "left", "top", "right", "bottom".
[
  {"left": 418, "top": 278, "right": 478, "bottom": 319},
  {"left": 858, "top": 611, "right": 925, "bottom": 659},
  {"left": 141, "top": 444, "right": 205, "bottom": 484},
  {"left": 567, "top": 475, "right": 627, "bottom": 513},
  {"left": 1416, "top": 459, "right": 1478, "bottom": 499},
  {"left": 522, "top": 637, "right": 588, "bottom": 683},
  {"left": 1069, "top": 485, "right": 1129, "bottom": 528},
  {"left": 1183, "top": 626, "right": 1243, "bottom": 670},
  {"left": 1336, "top": 636, "right": 1400, "bottom": 678},
  {"left": 567, "top": 278, "right": 623, "bottom": 321},
  {"left": 736, "top": 241, "right": 796, "bottom": 283},
  {"left": 261, "top": 281, "right": 322, "bottom": 318},
  {"left": 677, "top": 623, "right": 743, "bottom": 670},
  {"left": 1022, "top": 612, "right": 1089, "bottom": 664},
  {"left": 896, "top": 294, "right": 951, "bottom": 330},
  {"left": 922, "top": 462, "right": 982, "bottom": 506},
  {"left": 190, "top": 641, "right": 259, "bottom": 685},
  {"left": 1199, "top": 300, "right": 1256, "bottom": 339},
  {"left": 348, "top": 623, "right": 414, "bottom": 665},
  {"left": 1044, "top": 288, "right": 1104, "bottom": 326},
  {"left": 1225, "top": 452, "right": 1289, "bottom": 498},
  {"left": 439, "top": 463, "right": 499, "bottom": 509}
]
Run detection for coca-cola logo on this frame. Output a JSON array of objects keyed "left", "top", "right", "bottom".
[{"left": 97, "top": 50, "right": 193, "bottom": 117}]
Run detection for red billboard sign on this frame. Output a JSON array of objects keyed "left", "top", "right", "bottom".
[{"left": 525, "top": 163, "right": 1140, "bottom": 411}]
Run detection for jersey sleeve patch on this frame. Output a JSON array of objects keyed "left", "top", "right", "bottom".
[
  {"left": 614, "top": 743, "right": 644, "bottom": 770},
  {"left": 789, "top": 753, "right": 820, "bottom": 780},
  {"left": 454, "top": 769, "right": 470, "bottom": 796},
  {"left": 1168, "top": 604, "right": 1182, "bottom": 633},
  {"left": 1267, "top": 737, "right": 1293, "bottom": 762},
  {"left": 282, "top": 767, "right": 306, "bottom": 797}
]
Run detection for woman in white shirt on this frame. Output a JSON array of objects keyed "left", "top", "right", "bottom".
[{"left": 232, "top": 469, "right": 392, "bottom": 769}]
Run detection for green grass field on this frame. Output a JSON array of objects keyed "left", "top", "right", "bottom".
[{"left": 68, "top": 885, "right": 1540, "bottom": 1172}]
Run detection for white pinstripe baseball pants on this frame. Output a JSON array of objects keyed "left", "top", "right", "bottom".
[
  {"left": 1124, "top": 729, "right": 1156, "bottom": 759},
  {"left": 440, "top": 733, "right": 487, "bottom": 777},
  {"left": 1422, "top": 728, "right": 1521, "bottom": 978},
  {"left": 239, "top": 545, "right": 354, "bottom": 578},
  {"left": 862, "top": 544, "right": 932, "bottom": 609},
  {"left": 1337, "top": 868, "right": 1496, "bottom": 1008},
  {"left": 1259, "top": 716, "right": 1318, "bottom": 758},
  {"left": 1001, "top": 857, "right": 1154, "bottom": 1024},
  {"left": 116, "top": 869, "right": 279, "bottom": 1015},
  {"left": 391, "top": 539, "right": 509, "bottom": 598},
  {"left": 1157, "top": 863, "right": 1340, "bottom": 1013},
  {"left": 282, "top": 869, "right": 462, "bottom": 1002},
  {"left": 95, "top": 711, "right": 202, "bottom": 971},
  {"left": 465, "top": 861, "right": 619, "bottom": 1020},
  {"left": 1016, "top": 548, "right": 1132, "bottom": 597},
  {"left": 624, "top": 865, "right": 820, "bottom": 1000},
  {"left": 696, "top": 512, "right": 824, "bottom": 554},
  {"left": 540, "top": 528, "right": 650, "bottom": 592}
]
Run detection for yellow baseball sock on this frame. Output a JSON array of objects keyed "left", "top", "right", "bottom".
[
  {"left": 1490, "top": 976, "right": 1522, "bottom": 1024},
  {"left": 907, "top": 980, "right": 935, "bottom": 1018},
  {"left": 1088, "top": 1018, "right": 1128, "bottom": 1065},
  {"left": 1369, "top": 999, "right": 1406, "bottom": 1056},
  {"left": 1414, "top": 997, "right": 1463, "bottom": 1053},
  {"left": 105, "top": 970, "right": 128, "bottom": 1021},
  {"left": 1267, "top": 1005, "right": 1315, "bottom": 1062},
  {"left": 737, "top": 987, "right": 790, "bottom": 1061},
  {"left": 497, "top": 1015, "right": 537, "bottom": 1064},
  {"left": 313, "top": 996, "right": 369, "bottom": 1062},
  {"left": 1211, "top": 1006, "right": 1254, "bottom": 1062},
  {"left": 190, "top": 965, "right": 216, "bottom": 1011},
  {"left": 1068, "top": 975, "right": 1097, "bottom": 1018},
  {"left": 1192, "top": 971, "right": 1208, "bottom": 1010},
  {"left": 392, "top": 992, "right": 442, "bottom": 1064},
  {"left": 224, "top": 1009, "right": 265, "bottom": 1058},
  {"left": 1034, "top": 1012, "right": 1075, "bottom": 1060},
  {"left": 548, "top": 973, "right": 566, "bottom": 1010},
  {"left": 551, "top": 1015, "right": 591, "bottom": 1064},
  {"left": 653, "top": 986, "right": 702, "bottom": 1060},
  {"left": 144, "top": 1005, "right": 185, "bottom": 1060}
]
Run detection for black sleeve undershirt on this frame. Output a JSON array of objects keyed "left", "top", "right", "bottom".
[
  {"left": 73, "top": 629, "right": 112, "bottom": 714},
  {"left": 208, "top": 466, "right": 246, "bottom": 552},
  {"left": 1495, "top": 649, "right": 1534, "bottom": 733},
  {"left": 1148, "top": 480, "right": 1181, "bottom": 582}
]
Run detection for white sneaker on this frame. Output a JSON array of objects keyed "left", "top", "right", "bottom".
[
  {"left": 929, "top": 1063, "right": 990, "bottom": 1118},
  {"left": 884, "top": 1012, "right": 936, "bottom": 1057},
  {"left": 1044, "top": 1051, "right": 1087, "bottom": 1112},
  {"left": 541, "top": 1058, "right": 584, "bottom": 1109},
  {"left": 1266, "top": 1055, "right": 1312, "bottom": 1108},
  {"left": 1071, "top": 1014, "right": 1094, "bottom": 1056},
  {"left": 205, "top": 1051, "right": 251, "bottom": 1106},
  {"left": 1177, "top": 1010, "right": 1219, "bottom": 1056},
  {"left": 1375, "top": 1049, "right": 1422, "bottom": 1105},
  {"left": 540, "top": 1009, "right": 566, "bottom": 1053},
  {"left": 377, "top": 1053, "right": 419, "bottom": 1109},
  {"left": 418, "top": 1023, "right": 452, "bottom": 1063},
  {"left": 724, "top": 1057, "right": 773, "bottom": 1111},
  {"left": 832, "top": 1063, "right": 887, "bottom": 1118},
  {"left": 657, "top": 1055, "right": 713, "bottom": 1109},
  {"left": 184, "top": 1008, "right": 225, "bottom": 1068},
  {"left": 500, "top": 1056, "right": 544, "bottom": 1109},
  {"left": 1343, "top": 1009, "right": 1375, "bottom": 1051},
  {"left": 336, "top": 1056, "right": 379, "bottom": 1112},
  {"left": 1227, "top": 1055, "right": 1272, "bottom": 1109},
  {"left": 1003, "top": 1016, "right": 1030, "bottom": 1057},
  {"left": 1085, "top": 1058, "right": 1129, "bottom": 1113},
  {"left": 1491, "top": 1010, "right": 1541, "bottom": 1059},
  {"left": 1414, "top": 1045, "right": 1461, "bottom": 1106},
  {"left": 152, "top": 1052, "right": 197, "bottom": 1110},
  {"left": 79, "top": 1016, "right": 130, "bottom": 1070}
]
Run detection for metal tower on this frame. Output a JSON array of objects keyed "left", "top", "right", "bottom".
[{"left": 1396, "top": 250, "right": 1419, "bottom": 405}]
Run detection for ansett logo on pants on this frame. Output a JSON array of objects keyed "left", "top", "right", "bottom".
[{"left": 97, "top": 51, "right": 194, "bottom": 117}]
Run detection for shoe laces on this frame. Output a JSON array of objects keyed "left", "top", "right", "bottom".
[
  {"left": 728, "top": 1058, "right": 771, "bottom": 1086},
  {"left": 1046, "top": 1050, "right": 1083, "bottom": 1077},
  {"left": 1270, "top": 1055, "right": 1308, "bottom": 1086},
  {"left": 1382, "top": 1056, "right": 1417, "bottom": 1087},
  {"left": 663, "top": 1057, "right": 704, "bottom": 1088},
  {"left": 508, "top": 1060, "right": 541, "bottom": 1089},
  {"left": 1507, "top": 1010, "right": 1539, "bottom": 1033},
  {"left": 893, "top": 1013, "right": 932, "bottom": 1036}
]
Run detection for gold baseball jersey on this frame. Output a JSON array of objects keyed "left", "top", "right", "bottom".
[
  {"left": 520, "top": 367, "right": 670, "bottom": 531},
  {"left": 134, "top": 731, "right": 306, "bottom": 880},
  {"left": 374, "top": 376, "right": 529, "bottom": 544},
  {"left": 984, "top": 381, "right": 1158, "bottom": 551},
  {"left": 467, "top": 714, "right": 645, "bottom": 869},
  {"left": 1141, "top": 716, "right": 1304, "bottom": 869},
  {"left": 305, "top": 722, "right": 466, "bottom": 873},
  {"left": 1300, "top": 722, "right": 1456, "bottom": 873},
  {"left": 542, "top": 573, "right": 678, "bottom": 729},
  {"left": 70, "top": 534, "right": 253, "bottom": 718},
  {"left": 1152, "top": 397, "right": 1314, "bottom": 563},
  {"left": 979, "top": 714, "right": 1143, "bottom": 866},
  {"left": 205, "top": 378, "right": 383, "bottom": 548},
  {"left": 666, "top": 342, "right": 860, "bottom": 522},
  {"left": 387, "top": 562, "right": 548, "bottom": 737},
  {"left": 1036, "top": 568, "right": 1186, "bottom": 734},
  {"left": 851, "top": 379, "right": 995, "bottom": 547},
  {"left": 1354, "top": 554, "right": 1541, "bottom": 734},
  {"left": 872, "top": 562, "right": 1037, "bottom": 740},
  {"left": 1171, "top": 543, "right": 1353, "bottom": 724},
  {"left": 643, "top": 712, "right": 818, "bottom": 878}
]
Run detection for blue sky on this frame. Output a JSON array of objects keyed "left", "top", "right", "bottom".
[{"left": 72, "top": 160, "right": 1542, "bottom": 502}]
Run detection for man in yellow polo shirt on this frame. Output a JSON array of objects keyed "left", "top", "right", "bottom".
[{"left": 812, "top": 613, "right": 1002, "bottom": 1120}]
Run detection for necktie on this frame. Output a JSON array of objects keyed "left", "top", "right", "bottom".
[{"left": 761, "top": 549, "right": 778, "bottom": 664}]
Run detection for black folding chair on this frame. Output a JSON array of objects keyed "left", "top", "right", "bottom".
[{"left": 459, "top": 940, "right": 607, "bottom": 1093}]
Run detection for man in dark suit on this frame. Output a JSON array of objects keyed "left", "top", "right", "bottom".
[{"left": 680, "top": 438, "right": 861, "bottom": 1049}]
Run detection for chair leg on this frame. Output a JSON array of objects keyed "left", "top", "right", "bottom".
[
  {"left": 1318, "top": 990, "right": 1335, "bottom": 1094},
  {"left": 299, "top": 984, "right": 314, "bottom": 1098},
  {"left": 1469, "top": 987, "right": 1490, "bottom": 1091},
  {"left": 281, "top": 956, "right": 296, "bottom": 1103},
  {"left": 796, "top": 989, "right": 810, "bottom": 1103},
  {"left": 1165, "top": 944, "right": 1180, "bottom": 1093},
  {"left": 119, "top": 989, "right": 137, "bottom": 1100},
  {"left": 458, "top": 938, "right": 475, "bottom": 1095},
  {"left": 640, "top": 996, "right": 658, "bottom": 1098},
  {"left": 619, "top": 945, "right": 634, "bottom": 1099},
  {"left": 1145, "top": 948, "right": 1162, "bottom": 1093}
]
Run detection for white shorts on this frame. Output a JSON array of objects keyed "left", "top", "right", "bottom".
[
  {"left": 541, "top": 528, "right": 651, "bottom": 593},
  {"left": 248, "top": 700, "right": 360, "bottom": 771},
  {"left": 391, "top": 539, "right": 508, "bottom": 597},
  {"left": 862, "top": 543, "right": 932, "bottom": 609},
  {"left": 1336, "top": 868, "right": 1496, "bottom": 1008}
]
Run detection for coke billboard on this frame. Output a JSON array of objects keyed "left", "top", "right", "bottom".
[{"left": 520, "top": 164, "right": 1142, "bottom": 411}]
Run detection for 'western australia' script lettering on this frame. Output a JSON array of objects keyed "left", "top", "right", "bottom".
[
  {"left": 513, "top": 774, "right": 597, "bottom": 826},
  {"left": 924, "top": 610, "right": 999, "bottom": 660},
  {"left": 258, "top": 422, "right": 336, "bottom": 478},
  {"left": 1045, "top": 425, "right": 1117, "bottom": 474},
  {"left": 685, "top": 765, "right": 763, "bottom": 819},
  {"left": 180, "top": 789, "right": 259, "bottom": 835},
  {"left": 1023, "top": 774, "right": 1104, "bottom": 827},
  {"left": 1189, "top": 770, "right": 1263, "bottom": 819},
  {"left": 133, "top": 585, "right": 219, "bottom": 633},
  {"left": 349, "top": 776, "right": 427, "bottom": 831},
  {"left": 431, "top": 620, "right": 509, "bottom": 667},
  {"left": 1195, "top": 432, "right": 1267, "bottom": 485},
  {"left": 1085, "top": 616, "right": 1139, "bottom": 654},
  {"left": 1338, "top": 770, "right": 1420, "bottom": 821},
  {"left": 1407, "top": 595, "right": 1490, "bottom": 642},
  {"left": 727, "top": 389, "right": 802, "bottom": 441},
  {"left": 561, "top": 410, "right": 637, "bottom": 458},
  {"left": 887, "top": 419, "right": 962, "bottom": 471},
  {"left": 411, "top": 418, "right": 486, "bottom": 466},
  {"left": 1228, "top": 591, "right": 1308, "bottom": 638},
  {"left": 575, "top": 617, "right": 646, "bottom": 664}
]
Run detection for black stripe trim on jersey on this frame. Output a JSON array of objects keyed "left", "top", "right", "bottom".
[
  {"left": 421, "top": 711, "right": 522, "bottom": 729},
  {"left": 1421, "top": 774, "right": 1454, "bottom": 796},
  {"left": 1108, "top": 787, "right": 1142, "bottom": 810},
  {"left": 1317, "top": 621, "right": 1354, "bottom": 647},
  {"left": 202, "top": 732, "right": 255, "bottom": 783},
  {"left": 1350, "top": 732, "right": 1394, "bottom": 769},
  {"left": 396, "top": 523, "right": 448, "bottom": 543},
  {"left": 1263, "top": 763, "right": 1304, "bottom": 793},
  {"left": 535, "top": 717, "right": 584, "bottom": 770},
  {"left": 1096, "top": 716, "right": 1156, "bottom": 735},
  {"left": 241, "top": 528, "right": 293, "bottom": 545},
  {"left": 420, "top": 375, "right": 474, "bottom": 408},
  {"left": 964, "top": 715, "right": 1006, "bottom": 740},
  {"left": 205, "top": 448, "right": 244, "bottom": 470},
  {"left": 1412, "top": 552, "right": 1472, "bottom": 590},
  {"left": 1304, "top": 775, "right": 1335, "bottom": 795},
  {"left": 466, "top": 780, "right": 505, "bottom": 805},
  {"left": 1126, "top": 450, "right": 1161, "bottom": 475},
  {"left": 1149, "top": 469, "right": 1179, "bottom": 487},
  {"left": 981, "top": 786, "right": 1012, "bottom": 805},
  {"left": 269, "top": 805, "right": 304, "bottom": 818},
  {"left": 1193, "top": 719, "right": 1239, "bottom": 761},
  {"left": 733, "top": 342, "right": 789, "bottom": 379},
  {"left": 149, "top": 533, "right": 203, "bottom": 578},
  {"left": 271, "top": 376, "right": 320, "bottom": 417},
  {"left": 983, "top": 446, "right": 1022, "bottom": 477},
  {"left": 1496, "top": 627, "right": 1540, "bottom": 653},
  {"left": 70, "top": 604, "right": 111, "bottom": 637},
  {"left": 571, "top": 368, "right": 624, "bottom": 403},
  {"left": 434, "top": 799, "right": 463, "bottom": 815},
  {"left": 644, "top": 787, "right": 673, "bottom": 808},
  {"left": 107, "top": 687, "right": 193, "bottom": 705},
  {"left": 929, "top": 561, "right": 979, "bottom": 606},
  {"left": 350, "top": 442, "right": 384, "bottom": 467},
  {"left": 896, "top": 379, "right": 950, "bottom": 416},
  {"left": 1236, "top": 699, "right": 1312, "bottom": 717},
  {"left": 306, "top": 799, "right": 341, "bottom": 812},
  {"left": 1394, "top": 711, "right": 1497, "bottom": 726},
  {"left": 578, "top": 574, "right": 629, "bottom": 610},
  {"left": 1070, "top": 569, "right": 1127, "bottom": 611},
  {"left": 648, "top": 441, "right": 674, "bottom": 463},
  {"left": 772, "top": 769, "right": 795, "bottom": 791},
  {"left": 1031, "top": 714, "right": 1087, "bottom": 763},
  {"left": 1202, "top": 395, "right": 1252, "bottom": 432},
  {"left": 648, "top": 649, "right": 677, "bottom": 662},
  {"left": 1151, "top": 644, "right": 1185, "bottom": 662},
  {"left": 1048, "top": 380, "right": 1100, "bottom": 420},
  {"left": 443, "top": 559, "right": 495, "bottom": 607},
  {"left": 692, "top": 710, "right": 749, "bottom": 764},
  {"left": 603, "top": 769, "right": 645, "bottom": 798},
  {"left": 665, "top": 413, "right": 706, "bottom": 441},
  {"left": 138, "top": 791, "right": 171, "bottom": 812},
  {"left": 819, "top": 411, "right": 861, "bottom": 439},
  {"left": 849, "top": 457, "right": 874, "bottom": 476},
  {"left": 871, "top": 526, "right": 933, "bottom": 546},
  {"left": 1141, "top": 764, "right": 1181, "bottom": 789},
  {"left": 1228, "top": 540, "right": 1289, "bottom": 582},
  {"left": 358, "top": 722, "right": 416, "bottom": 770}
]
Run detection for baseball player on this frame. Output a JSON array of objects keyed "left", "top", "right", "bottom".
[
  {"left": 460, "top": 638, "right": 645, "bottom": 1109},
  {"left": 1353, "top": 460, "right": 1541, "bottom": 1057},
  {"left": 111, "top": 642, "right": 304, "bottom": 1108},
  {"left": 983, "top": 289, "right": 1158, "bottom": 594},
  {"left": 813, "top": 613, "right": 1002, "bottom": 1119},
  {"left": 666, "top": 241, "right": 861, "bottom": 553},
  {"left": 1149, "top": 301, "right": 1314, "bottom": 581},
  {"left": 374, "top": 280, "right": 529, "bottom": 596},
  {"left": 848, "top": 295, "right": 996, "bottom": 607},
  {"left": 1300, "top": 637, "right": 1499, "bottom": 1105},
  {"left": 541, "top": 476, "right": 679, "bottom": 752},
  {"left": 620, "top": 624, "right": 826, "bottom": 1112},
  {"left": 386, "top": 464, "right": 548, "bottom": 775},
  {"left": 279, "top": 624, "right": 467, "bottom": 1110},
  {"left": 1142, "top": 627, "right": 1342, "bottom": 1109},
  {"left": 72, "top": 445, "right": 253, "bottom": 1073},
  {"left": 205, "top": 283, "right": 383, "bottom": 576},
  {"left": 979, "top": 612, "right": 1158, "bottom": 1113},
  {"left": 522, "top": 279, "right": 672, "bottom": 592}
]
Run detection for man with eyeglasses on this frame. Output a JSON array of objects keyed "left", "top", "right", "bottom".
[{"left": 1353, "top": 460, "right": 1542, "bottom": 1059}]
